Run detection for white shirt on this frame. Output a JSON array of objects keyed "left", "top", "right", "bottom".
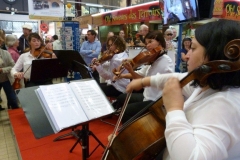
[
  {"left": 96, "top": 51, "right": 130, "bottom": 93},
  {"left": 11, "top": 51, "right": 45, "bottom": 80},
  {"left": 151, "top": 73, "right": 240, "bottom": 160},
  {"left": 135, "top": 54, "right": 174, "bottom": 101}
]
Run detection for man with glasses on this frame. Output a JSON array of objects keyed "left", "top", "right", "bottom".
[{"left": 80, "top": 30, "right": 101, "bottom": 83}]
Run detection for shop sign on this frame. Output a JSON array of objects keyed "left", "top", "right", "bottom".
[
  {"left": 74, "top": 15, "right": 92, "bottom": 29},
  {"left": 100, "top": 1, "right": 163, "bottom": 26},
  {"left": 28, "top": 0, "right": 65, "bottom": 21},
  {"left": 213, "top": 0, "right": 240, "bottom": 20},
  {"left": 213, "top": 0, "right": 224, "bottom": 15}
]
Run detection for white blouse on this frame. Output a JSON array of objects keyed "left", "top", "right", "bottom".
[{"left": 151, "top": 73, "right": 240, "bottom": 160}]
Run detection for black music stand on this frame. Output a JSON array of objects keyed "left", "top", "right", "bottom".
[
  {"left": 30, "top": 59, "right": 68, "bottom": 82},
  {"left": 52, "top": 51, "right": 93, "bottom": 142},
  {"left": 17, "top": 83, "right": 106, "bottom": 160}
]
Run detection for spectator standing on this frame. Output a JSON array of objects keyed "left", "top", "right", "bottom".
[
  {"left": 0, "top": 31, "right": 19, "bottom": 110},
  {"left": 6, "top": 35, "right": 20, "bottom": 63},
  {"left": 80, "top": 30, "right": 101, "bottom": 83},
  {"left": 18, "top": 24, "right": 32, "bottom": 54},
  {"left": 180, "top": 37, "right": 192, "bottom": 72},
  {"left": 137, "top": 24, "right": 149, "bottom": 47},
  {"left": 52, "top": 35, "right": 63, "bottom": 50}
]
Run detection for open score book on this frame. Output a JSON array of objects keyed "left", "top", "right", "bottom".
[{"left": 35, "top": 79, "right": 115, "bottom": 133}]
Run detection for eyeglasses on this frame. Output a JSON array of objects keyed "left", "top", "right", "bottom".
[{"left": 166, "top": 34, "right": 173, "bottom": 36}]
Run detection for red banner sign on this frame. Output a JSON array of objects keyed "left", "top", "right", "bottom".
[
  {"left": 100, "top": 1, "right": 163, "bottom": 26},
  {"left": 213, "top": 0, "right": 240, "bottom": 20}
]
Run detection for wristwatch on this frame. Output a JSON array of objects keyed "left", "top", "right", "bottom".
[{"left": 3, "top": 0, "right": 17, "bottom": 5}]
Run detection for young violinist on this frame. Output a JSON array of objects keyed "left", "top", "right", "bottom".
[
  {"left": 126, "top": 19, "right": 240, "bottom": 160},
  {"left": 114, "top": 30, "right": 174, "bottom": 123},
  {"left": 11, "top": 33, "right": 55, "bottom": 88},
  {"left": 91, "top": 35, "right": 130, "bottom": 97}
]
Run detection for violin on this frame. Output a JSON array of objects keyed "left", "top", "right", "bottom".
[
  {"left": 102, "top": 39, "right": 240, "bottom": 160},
  {"left": 12, "top": 45, "right": 53, "bottom": 90},
  {"left": 113, "top": 46, "right": 164, "bottom": 77},
  {"left": 32, "top": 45, "right": 53, "bottom": 59},
  {"left": 91, "top": 49, "right": 119, "bottom": 66}
]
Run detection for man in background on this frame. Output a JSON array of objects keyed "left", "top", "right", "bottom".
[
  {"left": 80, "top": 30, "right": 101, "bottom": 83},
  {"left": 18, "top": 24, "right": 32, "bottom": 54},
  {"left": 137, "top": 24, "right": 149, "bottom": 47},
  {"left": 52, "top": 35, "right": 63, "bottom": 50}
]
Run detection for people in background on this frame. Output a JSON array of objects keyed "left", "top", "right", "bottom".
[
  {"left": 0, "top": 31, "right": 19, "bottom": 110},
  {"left": 6, "top": 35, "right": 20, "bottom": 63},
  {"left": 136, "top": 24, "right": 149, "bottom": 47},
  {"left": 126, "top": 19, "right": 240, "bottom": 160},
  {"left": 18, "top": 24, "right": 32, "bottom": 54},
  {"left": 91, "top": 35, "right": 130, "bottom": 98},
  {"left": 118, "top": 30, "right": 125, "bottom": 40},
  {"left": 164, "top": 29, "right": 176, "bottom": 67},
  {"left": 180, "top": 37, "right": 192, "bottom": 72},
  {"left": 113, "top": 31, "right": 174, "bottom": 123},
  {"left": 101, "top": 32, "right": 114, "bottom": 53},
  {"left": 80, "top": 30, "right": 101, "bottom": 83},
  {"left": 52, "top": 35, "right": 63, "bottom": 50},
  {"left": 11, "top": 33, "right": 54, "bottom": 88},
  {"left": 0, "top": 29, "right": 7, "bottom": 50}
]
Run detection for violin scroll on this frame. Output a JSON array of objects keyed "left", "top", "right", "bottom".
[{"left": 224, "top": 39, "right": 240, "bottom": 60}]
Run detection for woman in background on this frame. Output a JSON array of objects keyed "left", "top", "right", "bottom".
[
  {"left": 0, "top": 31, "right": 19, "bottom": 110},
  {"left": 180, "top": 37, "right": 191, "bottom": 72},
  {"left": 6, "top": 35, "right": 20, "bottom": 63}
]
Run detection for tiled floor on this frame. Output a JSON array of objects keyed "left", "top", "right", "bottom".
[{"left": 0, "top": 90, "right": 21, "bottom": 160}]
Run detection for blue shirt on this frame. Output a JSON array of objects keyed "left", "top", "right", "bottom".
[{"left": 80, "top": 40, "right": 101, "bottom": 65}]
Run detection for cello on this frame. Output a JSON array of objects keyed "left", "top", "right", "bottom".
[
  {"left": 12, "top": 45, "right": 53, "bottom": 90},
  {"left": 102, "top": 39, "right": 240, "bottom": 160}
]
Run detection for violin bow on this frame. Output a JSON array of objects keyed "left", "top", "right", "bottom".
[{"left": 101, "top": 91, "right": 132, "bottom": 160}]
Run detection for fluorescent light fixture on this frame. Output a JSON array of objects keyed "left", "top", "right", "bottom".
[{"left": 85, "top": 3, "right": 103, "bottom": 8}]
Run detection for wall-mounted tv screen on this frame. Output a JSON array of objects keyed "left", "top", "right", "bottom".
[{"left": 163, "top": 0, "right": 198, "bottom": 25}]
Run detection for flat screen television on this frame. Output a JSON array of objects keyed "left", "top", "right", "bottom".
[{"left": 163, "top": 0, "right": 198, "bottom": 25}]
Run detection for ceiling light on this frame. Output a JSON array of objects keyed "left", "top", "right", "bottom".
[{"left": 85, "top": 3, "right": 103, "bottom": 8}]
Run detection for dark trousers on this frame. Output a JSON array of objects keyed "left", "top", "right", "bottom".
[
  {"left": 121, "top": 100, "right": 153, "bottom": 124},
  {"left": 92, "top": 70, "right": 100, "bottom": 84},
  {"left": 113, "top": 93, "right": 144, "bottom": 109},
  {"left": 99, "top": 83, "right": 122, "bottom": 97},
  {"left": 0, "top": 81, "right": 19, "bottom": 109}
]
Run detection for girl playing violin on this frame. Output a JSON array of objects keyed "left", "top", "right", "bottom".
[
  {"left": 91, "top": 35, "right": 130, "bottom": 98},
  {"left": 11, "top": 33, "right": 55, "bottom": 88},
  {"left": 113, "top": 30, "right": 174, "bottom": 123},
  {"left": 126, "top": 19, "right": 240, "bottom": 160}
]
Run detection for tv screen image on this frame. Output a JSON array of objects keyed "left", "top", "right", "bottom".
[{"left": 164, "top": 0, "right": 198, "bottom": 25}]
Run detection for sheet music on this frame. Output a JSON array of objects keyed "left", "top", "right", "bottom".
[
  {"left": 36, "top": 83, "right": 88, "bottom": 132},
  {"left": 69, "top": 79, "right": 114, "bottom": 120}
]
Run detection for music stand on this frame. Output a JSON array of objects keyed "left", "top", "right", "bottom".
[
  {"left": 30, "top": 59, "right": 68, "bottom": 82},
  {"left": 52, "top": 50, "right": 93, "bottom": 142},
  {"left": 53, "top": 50, "right": 87, "bottom": 72}
]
